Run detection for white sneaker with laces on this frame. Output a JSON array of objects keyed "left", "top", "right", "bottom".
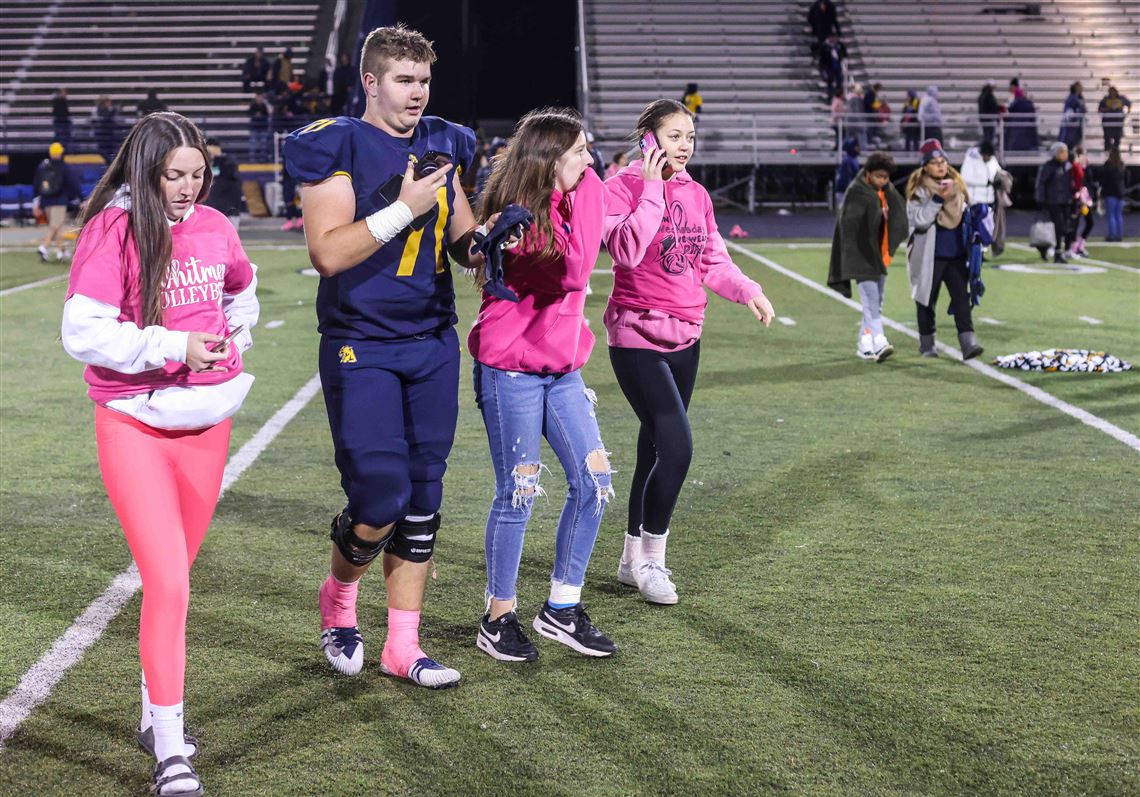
[
  {"left": 634, "top": 560, "right": 678, "bottom": 605},
  {"left": 857, "top": 333, "right": 876, "bottom": 360},
  {"left": 871, "top": 334, "right": 894, "bottom": 362}
]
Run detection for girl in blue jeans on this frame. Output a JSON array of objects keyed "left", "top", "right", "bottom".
[{"left": 466, "top": 108, "right": 616, "bottom": 662}]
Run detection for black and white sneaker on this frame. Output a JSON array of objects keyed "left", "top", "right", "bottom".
[
  {"left": 532, "top": 602, "right": 617, "bottom": 658},
  {"left": 476, "top": 612, "right": 539, "bottom": 662}
]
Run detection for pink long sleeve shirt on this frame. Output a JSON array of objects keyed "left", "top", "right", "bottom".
[
  {"left": 602, "top": 163, "right": 763, "bottom": 351},
  {"left": 467, "top": 168, "right": 605, "bottom": 375}
]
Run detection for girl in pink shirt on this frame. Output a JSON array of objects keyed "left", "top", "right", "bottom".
[
  {"left": 467, "top": 108, "right": 617, "bottom": 662},
  {"left": 61, "top": 113, "right": 258, "bottom": 797},
  {"left": 603, "top": 99, "right": 775, "bottom": 606}
]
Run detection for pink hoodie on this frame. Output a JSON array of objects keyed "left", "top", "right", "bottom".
[
  {"left": 603, "top": 162, "right": 763, "bottom": 351},
  {"left": 467, "top": 168, "right": 604, "bottom": 374}
]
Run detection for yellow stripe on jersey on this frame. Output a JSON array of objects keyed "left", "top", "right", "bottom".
[
  {"left": 298, "top": 118, "right": 337, "bottom": 135},
  {"left": 397, "top": 227, "right": 426, "bottom": 276},
  {"left": 331, "top": 170, "right": 351, "bottom": 180},
  {"left": 432, "top": 185, "right": 450, "bottom": 273}
]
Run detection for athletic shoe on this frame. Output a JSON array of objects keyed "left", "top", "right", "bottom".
[
  {"left": 37, "top": 245, "right": 49, "bottom": 262},
  {"left": 280, "top": 218, "right": 296, "bottom": 231},
  {"left": 476, "top": 612, "right": 539, "bottom": 662},
  {"left": 871, "top": 334, "right": 894, "bottom": 363},
  {"left": 532, "top": 602, "right": 617, "bottom": 657},
  {"left": 633, "top": 560, "right": 679, "bottom": 605},
  {"left": 856, "top": 333, "right": 876, "bottom": 360},
  {"left": 320, "top": 626, "right": 364, "bottom": 675},
  {"left": 379, "top": 656, "right": 461, "bottom": 689}
]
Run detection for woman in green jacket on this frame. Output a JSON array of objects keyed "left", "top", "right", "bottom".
[{"left": 828, "top": 151, "right": 908, "bottom": 361}]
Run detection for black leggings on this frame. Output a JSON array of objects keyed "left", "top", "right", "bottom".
[
  {"left": 609, "top": 341, "right": 701, "bottom": 536},
  {"left": 916, "top": 257, "right": 973, "bottom": 335}
]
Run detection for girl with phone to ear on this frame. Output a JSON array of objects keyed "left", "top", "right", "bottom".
[
  {"left": 601, "top": 99, "right": 775, "bottom": 606},
  {"left": 61, "top": 112, "right": 258, "bottom": 797}
]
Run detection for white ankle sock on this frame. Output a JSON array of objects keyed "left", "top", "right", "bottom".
[
  {"left": 150, "top": 703, "right": 187, "bottom": 761},
  {"left": 640, "top": 528, "right": 669, "bottom": 565},
  {"left": 621, "top": 533, "right": 641, "bottom": 566},
  {"left": 140, "top": 672, "right": 152, "bottom": 732},
  {"left": 548, "top": 580, "right": 582, "bottom": 607}
]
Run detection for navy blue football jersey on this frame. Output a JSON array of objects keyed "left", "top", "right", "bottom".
[{"left": 283, "top": 116, "right": 476, "bottom": 340}]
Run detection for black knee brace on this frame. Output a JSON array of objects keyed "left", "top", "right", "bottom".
[
  {"left": 386, "top": 513, "right": 440, "bottom": 563},
  {"left": 329, "top": 509, "right": 393, "bottom": 567}
]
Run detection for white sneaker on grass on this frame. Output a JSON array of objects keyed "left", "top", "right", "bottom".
[
  {"left": 633, "top": 560, "right": 678, "bottom": 605},
  {"left": 871, "top": 334, "right": 894, "bottom": 362},
  {"left": 856, "top": 333, "right": 876, "bottom": 360}
]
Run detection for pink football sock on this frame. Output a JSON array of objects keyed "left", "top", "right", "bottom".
[
  {"left": 318, "top": 575, "right": 359, "bottom": 629},
  {"left": 380, "top": 608, "right": 425, "bottom": 677}
]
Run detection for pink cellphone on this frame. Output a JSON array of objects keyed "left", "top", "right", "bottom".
[
  {"left": 209, "top": 325, "right": 245, "bottom": 353},
  {"left": 638, "top": 131, "right": 659, "bottom": 154}
]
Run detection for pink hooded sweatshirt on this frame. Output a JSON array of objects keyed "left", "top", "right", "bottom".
[
  {"left": 467, "top": 168, "right": 604, "bottom": 374},
  {"left": 603, "top": 162, "right": 763, "bottom": 351}
]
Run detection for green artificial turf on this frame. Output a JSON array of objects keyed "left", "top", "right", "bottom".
[{"left": 1, "top": 240, "right": 1136, "bottom": 796}]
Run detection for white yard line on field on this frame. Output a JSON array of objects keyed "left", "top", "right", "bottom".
[
  {"left": 726, "top": 241, "right": 1140, "bottom": 453},
  {"left": 1005, "top": 242, "right": 1140, "bottom": 274},
  {"left": 0, "top": 273, "right": 68, "bottom": 298},
  {"left": 0, "top": 373, "right": 323, "bottom": 750}
]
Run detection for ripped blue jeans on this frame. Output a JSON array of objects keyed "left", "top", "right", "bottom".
[{"left": 473, "top": 362, "right": 614, "bottom": 603}]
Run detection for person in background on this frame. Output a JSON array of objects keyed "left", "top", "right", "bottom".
[
  {"left": 960, "top": 141, "right": 999, "bottom": 208},
  {"left": 918, "top": 86, "right": 943, "bottom": 144},
  {"left": 242, "top": 47, "right": 270, "bottom": 91},
  {"left": 332, "top": 52, "right": 354, "bottom": 116},
  {"left": 586, "top": 131, "right": 605, "bottom": 178},
  {"left": 51, "top": 87, "right": 71, "bottom": 147},
  {"left": 1058, "top": 82, "right": 1086, "bottom": 149},
  {"left": 61, "top": 111, "right": 259, "bottom": 797},
  {"left": 819, "top": 35, "right": 845, "bottom": 101},
  {"left": 682, "top": 83, "right": 702, "bottom": 122},
  {"left": 828, "top": 151, "right": 908, "bottom": 362},
  {"left": 900, "top": 89, "right": 921, "bottom": 152},
  {"left": 271, "top": 47, "right": 294, "bottom": 93},
  {"left": 830, "top": 90, "right": 846, "bottom": 150},
  {"left": 1068, "top": 146, "right": 1095, "bottom": 258},
  {"left": 247, "top": 92, "right": 271, "bottom": 161},
  {"left": 604, "top": 150, "right": 629, "bottom": 180},
  {"left": 863, "top": 82, "right": 884, "bottom": 147},
  {"left": 1006, "top": 86, "right": 1038, "bottom": 151},
  {"left": 1035, "top": 141, "right": 1074, "bottom": 263},
  {"left": 1099, "top": 148, "right": 1125, "bottom": 242},
  {"left": 137, "top": 89, "right": 168, "bottom": 117},
  {"left": 835, "top": 137, "right": 860, "bottom": 208},
  {"left": 602, "top": 99, "right": 774, "bottom": 606},
  {"left": 807, "top": 0, "right": 841, "bottom": 51},
  {"left": 977, "top": 80, "right": 1001, "bottom": 147},
  {"left": 203, "top": 137, "right": 243, "bottom": 229},
  {"left": 33, "top": 141, "right": 82, "bottom": 262},
  {"left": 905, "top": 138, "right": 984, "bottom": 360},
  {"left": 1098, "top": 86, "right": 1131, "bottom": 153},
  {"left": 93, "top": 95, "right": 122, "bottom": 162},
  {"left": 845, "top": 83, "right": 866, "bottom": 151}
]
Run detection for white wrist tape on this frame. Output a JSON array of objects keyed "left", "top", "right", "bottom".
[{"left": 365, "top": 201, "right": 414, "bottom": 244}]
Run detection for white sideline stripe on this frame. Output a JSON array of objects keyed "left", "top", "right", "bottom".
[
  {"left": 777, "top": 316, "right": 797, "bottom": 326},
  {"left": 1078, "top": 316, "right": 1104, "bottom": 325},
  {"left": 0, "top": 373, "right": 323, "bottom": 750},
  {"left": 0, "top": 273, "right": 67, "bottom": 298},
  {"left": 1006, "top": 242, "right": 1140, "bottom": 274},
  {"left": 725, "top": 241, "right": 1140, "bottom": 453},
  {"left": 979, "top": 317, "right": 1003, "bottom": 326}
]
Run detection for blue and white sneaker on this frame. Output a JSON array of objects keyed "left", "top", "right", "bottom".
[
  {"left": 320, "top": 626, "right": 364, "bottom": 676},
  {"left": 379, "top": 656, "right": 461, "bottom": 689}
]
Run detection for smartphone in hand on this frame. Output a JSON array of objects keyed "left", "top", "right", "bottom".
[
  {"left": 638, "top": 131, "right": 674, "bottom": 179},
  {"left": 209, "top": 325, "right": 245, "bottom": 353}
]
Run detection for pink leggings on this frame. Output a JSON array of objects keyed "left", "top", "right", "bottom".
[{"left": 95, "top": 405, "right": 230, "bottom": 706}]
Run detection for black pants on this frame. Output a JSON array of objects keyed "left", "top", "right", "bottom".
[
  {"left": 609, "top": 341, "right": 700, "bottom": 536},
  {"left": 916, "top": 257, "right": 973, "bottom": 335},
  {"left": 1104, "top": 127, "right": 1123, "bottom": 152},
  {"left": 1045, "top": 203, "right": 1072, "bottom": 253}
]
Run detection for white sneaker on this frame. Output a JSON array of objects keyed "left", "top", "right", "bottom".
[
  {"left": 633, "top": 560, "right": 678, "bottom": 605},
  {"left": 857, "top": 333, "right": 876, "bottom": 360},
  {"left": 871, "top": 334, "right": 894, "bottom": 362}
]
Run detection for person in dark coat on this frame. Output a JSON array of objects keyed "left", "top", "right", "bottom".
[
  {"left": 1098, "top": 86, "right": 1132, "bottom": 152},
  {"left": 977, "top": 81, "right": 1001, "bottom": 147},
  {"left": 242, "top": 47, "right": 270, "bottom": 90},
  {"left": 1099, "top": 148, "right": 1125, "bottom": 241},
  {"left": 203, "top": 137, "right": 244, "bottom": 228},
  {"left": 828, "top": 152, "right": 908, "bottom": 361},
  {"left": 34, "top": 141, "right": 83, "bottom": 261},
  {"left": 834, "top": 137, "right": 861, "bottom": 207},
  {"left": 1057, "top": 82, "right": 1086, "bottom": 149},
  {"left": 136, "top": 89, "right": 167, "bottom": 117},
  {"left": 331, "top": 52, "right": 354, "bottom": 116},
  {"left": 1034, "top": 142, "right": 1074, "bottom": 262},
  {"left": 808, "top": 0, "right": 841, "bottom": 48},
  {"left": 51, "top": 87, "right": 71, "bottom": 147},
  {"left": 1005, "top": 88, "right": 1038, "bottom": 150}
]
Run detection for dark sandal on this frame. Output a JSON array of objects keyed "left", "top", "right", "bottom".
[
  {"left": 150, "top": 755, "right": 204, "bottom": 796},
  {"left": 136, "top": 725, "right": 200, "bottom": 758}
]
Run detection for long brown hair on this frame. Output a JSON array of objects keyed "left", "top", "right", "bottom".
[
  {"left": 905, "top": 162, "right": 967, "bottom": 201},
  {"left": 80, "top": 112, "right": 212, "bottom": 325},
  {"left": 475, "top": 107, "right": 583, "bottom": 282}
]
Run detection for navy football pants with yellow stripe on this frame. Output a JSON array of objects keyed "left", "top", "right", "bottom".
[{"left": 318, "top": 327, "right": 459, "bottom": 528}]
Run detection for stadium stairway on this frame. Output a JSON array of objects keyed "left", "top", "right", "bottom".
[{"left": 0, "top": 0, "right": 320, "bottom": 155}]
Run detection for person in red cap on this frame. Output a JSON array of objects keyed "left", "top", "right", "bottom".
[{"left": 904, "top": 139, "right": 984, "bottom": 360}]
